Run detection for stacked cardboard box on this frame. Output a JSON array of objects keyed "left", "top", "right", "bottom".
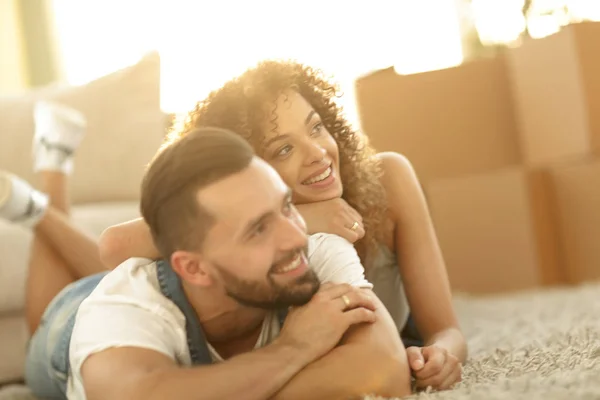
[
  {"left": 355, "top": 21, "right": 600, "bottom": 294},
  {"left": 506, "top": 22, "right": 600, "bottom": 166},
  {"left": 355, "top": 56, "right": 521, "bottom": 183},
  {"left": 506, "top": 22, "right": 600, "bottom": 286},
  {"left": 549, "top": 160, "right": 600, "bottom": 284}
]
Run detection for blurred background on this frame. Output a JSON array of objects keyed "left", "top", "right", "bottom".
[
  {"left": 2, "top": 0, "right": 600, "bottom": 295},
  {"left": 4, "top": 0, "right": 599, "bottom": 116}
]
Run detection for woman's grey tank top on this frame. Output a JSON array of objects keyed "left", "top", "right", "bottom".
[{"left": 365, "top": 245, "right": 410, "bottom": 332}]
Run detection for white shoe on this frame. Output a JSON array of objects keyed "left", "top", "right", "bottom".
[
  {"left": 33, "top": 101, "right": 87, "bottom": 174},
  {"left": 0, "top": 171, "right": 48, "bottom": 227}
]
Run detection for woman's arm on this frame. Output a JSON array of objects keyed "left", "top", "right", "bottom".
[
  {"left": 295, "top": 199, "right": 365, "bottom": 243},
  {"left": 98, "top": 201, "right": 364, "bottom": 270},
  {"left": 378, "top": 152, "right": 467, "bottom": 369},
  {"left": 98, "top": 218, "right": 161, "bottom": 268}
]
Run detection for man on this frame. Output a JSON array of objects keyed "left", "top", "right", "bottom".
[{"left": 29, "top": 127, "right": 411, "bottom": 399}]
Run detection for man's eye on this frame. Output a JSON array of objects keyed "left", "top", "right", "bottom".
[
  {"left": 251, "top": 223, "right": 266, "bottom": 238},
  {"left": 282, "top": 201, "right": 293, "bottom": 216}
]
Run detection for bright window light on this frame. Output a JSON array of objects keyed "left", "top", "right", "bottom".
[
  {"left": 50, "top": 0, "right": 466, "bottom": 119},
  {"left": 471, "top": 0, "right": 526, "bottom": 45},
  {"left": 569, "top": 0, "right": 600, "bottom": 20},
  {"left": 158, "top": 0, "right": 464, "bottom": 118},
  {"left": 51, "top": 0, "right": 160, "bottom": 84},
  {"left": 393, "top": 0, "right": 464, "bottom": 75}
]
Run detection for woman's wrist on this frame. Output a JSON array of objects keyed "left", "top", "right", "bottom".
[
  {"left": 294, "top": 203, "right": 316, "bottom": 234},
  {"left": 426, "top": 327, "right": 468, "bottom": 363}
]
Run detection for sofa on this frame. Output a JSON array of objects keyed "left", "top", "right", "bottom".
[{"left": 0, "top": 52, "right": 168, "bottom": 383}]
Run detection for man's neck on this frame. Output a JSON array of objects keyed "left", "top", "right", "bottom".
[{"left": 183, "top": 284, "right": 268, "bottom": 344}]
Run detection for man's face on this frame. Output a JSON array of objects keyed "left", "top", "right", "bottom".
[{"left": 198, "top": 158, "right": 320, "bottom": 309}]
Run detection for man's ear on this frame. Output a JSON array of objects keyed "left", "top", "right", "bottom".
[{"left": 170, "top": 251, "right": 213, "bottom": 287}]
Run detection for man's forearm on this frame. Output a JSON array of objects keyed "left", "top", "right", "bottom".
[
  {"left": 272, "top": 292, "right": 412, "bottom": 400},
  {"left": 140, "top": 340, "right": 310, "bottom": 400},
  {"left": 271, "top": 343, "right": 410, "bottom": 400}
]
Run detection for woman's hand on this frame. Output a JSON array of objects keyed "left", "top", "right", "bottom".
[
  {"left": 295, "top": 199, "right": 365, "bottom": 243},
  {"left": 406, "top": 345, "right": 462, "bottom": 391}
]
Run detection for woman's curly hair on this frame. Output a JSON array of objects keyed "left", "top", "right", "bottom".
[{"left": 165, "top": 60, "right": 388, "bottom": 267}]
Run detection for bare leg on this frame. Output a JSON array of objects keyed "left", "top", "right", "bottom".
[
  {"left": 25, "top": 172, "right": 107, "bottom": 333},
  {"left": 39, "top": 172, "right": 106, "bottom": 274},
  {"left": 25, "top": 235, "right": 75, "bottom": 334},
  {"left": 36, "top": 207, "right": 105, "bottom": 278},
  {"left": 40, "top": 171, "right": 69, "bottom": 214},
  {"left": 25, "top": 171, "right": 75, "bottom": 334}
]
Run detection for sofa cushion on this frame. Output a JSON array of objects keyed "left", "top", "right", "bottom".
[
  {"left": 0, "top": 52, "right": 168, "bottom": 204},
  {"left": 0, "top": 202, "right": 140, "bottom": 315},
  {"left": 0, "top": 314, "right": 28, "bottom": 384}
]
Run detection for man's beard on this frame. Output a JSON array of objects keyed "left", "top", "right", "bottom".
[{"left": 213, "top": 248, "right": 320, "bottom": 309}]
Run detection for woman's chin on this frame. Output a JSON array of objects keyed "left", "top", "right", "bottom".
[{"left": 295, "top": 184, "right": 343, "bottom": 204}]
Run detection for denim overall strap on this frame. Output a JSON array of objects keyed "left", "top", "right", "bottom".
[
  {"left": 156, "top": 259, "right": 213, "bottom": 365},
  {"left": 276, "top": 307, "right": 288, "bottom": 327}
]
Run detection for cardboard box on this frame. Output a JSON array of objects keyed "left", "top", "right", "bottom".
[
  {"left": 426, "top": 167, "right": 564, "bottom": 294},
  {"left": 506, "top": 21, "right": 600, "bottom": 165},
  {"left": 355, "top": 57, "right": 521, "bottom": 183},
  {"left": 550, "top": 158, "right": 600, "bottom": 284}
]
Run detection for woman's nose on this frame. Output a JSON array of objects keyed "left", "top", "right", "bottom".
[{"left": 305, "top": 142, "right": 326, "bottom": 164}]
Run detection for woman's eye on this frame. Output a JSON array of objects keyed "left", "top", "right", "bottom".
[
  {"left": 311, "top": 122, "right": 323, "bottom": 136},
  {"left": 275, "top": 145, "right": 293, "bottom": 158}
]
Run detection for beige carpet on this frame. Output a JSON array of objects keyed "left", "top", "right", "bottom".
[
  {"left": 369, "top": 282, "right": 600, "bottom": 400},
  {"left": 2, "top": 282, "right": 599, "bottom": 400}
]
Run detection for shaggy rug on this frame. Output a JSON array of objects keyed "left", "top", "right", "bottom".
[
  {"left": 2, "top": 282, "right": 599, "bottom": 400},
  {"left": 369, "top": 282, "right": 600, "bottom": 400}
]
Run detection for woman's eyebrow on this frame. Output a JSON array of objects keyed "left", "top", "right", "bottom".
[{"left": 263, "top": 134, "right": 290, "bottom": 149}]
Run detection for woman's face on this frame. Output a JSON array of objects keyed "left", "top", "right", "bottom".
[{"left": 259, "top": 91, "right": 343, "bottom": 204}]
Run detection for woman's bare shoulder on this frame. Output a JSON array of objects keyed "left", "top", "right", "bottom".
[
  {"left": 375, "top": 152, "right": 425, "bottom": 223},
  {"left": 376, "top": 151, "right": 416, "bottom": 182}
]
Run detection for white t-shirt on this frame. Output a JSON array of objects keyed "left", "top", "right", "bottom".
[{"left": 67, "top": 233, "right": 373, "bottom": 399}]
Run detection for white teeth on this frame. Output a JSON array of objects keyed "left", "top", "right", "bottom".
[
  {"left": 303, "top": 167, "right": 332, "bottom": 185},
  {"left": 277, "top": 254, "right": 301, "bottom": 273}
]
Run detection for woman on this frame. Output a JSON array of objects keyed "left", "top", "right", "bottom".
[{"left": 101, "top": 60, "right": 467, "bottom": 390}]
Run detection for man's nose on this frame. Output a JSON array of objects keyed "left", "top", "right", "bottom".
[{"left": 277, "top": 214, "right": 308, "bottom": 251}]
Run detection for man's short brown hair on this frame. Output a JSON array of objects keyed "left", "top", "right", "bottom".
[{"left": 140, "top": 127, "right": 255, "bottom": 258}]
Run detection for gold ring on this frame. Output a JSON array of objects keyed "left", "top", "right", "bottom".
[
  {"left": 350, "top": 221, "right": 359, "bottom": 231},
  {"left": 341, "top": 294, "right": 351, "bottom": 308}
]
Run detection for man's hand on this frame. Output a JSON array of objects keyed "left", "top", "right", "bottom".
[
  {"left": 296, "top": 199, "right": 365, "bottom": 243},
  {"left": 406, "top": 345, "right": 462, "bottom": 391},
  {"left": 277, "top": 283, "right": 376, "bottom": 362}
]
